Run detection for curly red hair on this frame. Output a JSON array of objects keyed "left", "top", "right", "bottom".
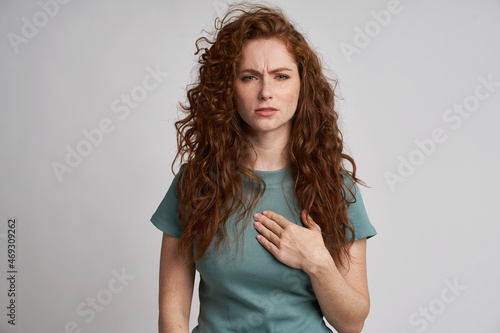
[{"left": 174, "top": 3, "right": 364, "bottom": 266}]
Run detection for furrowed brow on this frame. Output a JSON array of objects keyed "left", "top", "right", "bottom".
[{"left": 239, "top": 67, "right": 293, "bottom": 75}]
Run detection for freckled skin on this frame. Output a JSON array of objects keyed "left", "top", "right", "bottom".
[{"left": 234, "top": 38, "right": 301, "bottom": 138}]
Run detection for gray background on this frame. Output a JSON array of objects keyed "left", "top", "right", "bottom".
[{"left": 1, "top": 0, "right": 499, "bottom": 332}]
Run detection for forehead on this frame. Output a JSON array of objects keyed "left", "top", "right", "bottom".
[{"left": 238, "top": 38, "right": 297, "bottom": 70}]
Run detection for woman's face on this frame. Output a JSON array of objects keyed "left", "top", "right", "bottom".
[{"left": 234, "top": 38, "right": 301, "bottom": 138}]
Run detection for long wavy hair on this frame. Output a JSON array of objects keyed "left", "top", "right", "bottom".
[{"left": 174, "top": 3, "right": 364, "bottom": 267}]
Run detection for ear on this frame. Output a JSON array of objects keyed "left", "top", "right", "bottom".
[{"left": 301, "top": 210, "right": 321, "bottom": 231}]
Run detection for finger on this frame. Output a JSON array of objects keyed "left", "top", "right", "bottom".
[
  {"left": 261, "top": 210, "right": 290, "bottom": 228},
  {"left": 301, "top": 210, "right": 321, "bottom": 231},
  {"left": 256, "top": 234, "right": 279, "bottom": 256},
  {"left": 253, "top": 212, "right": 283, "bottom": 236},
  {"left": 253, "top": 221, "right": 281, "bottom": 246}
]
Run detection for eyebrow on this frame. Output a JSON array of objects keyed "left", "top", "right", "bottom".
[{"left": 239, "top": 67, "right": 294, "bottom": 75}]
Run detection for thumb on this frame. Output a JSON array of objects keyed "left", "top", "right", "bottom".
[{"left": 301, "top": 210, "right": 320, "bottom": 231}]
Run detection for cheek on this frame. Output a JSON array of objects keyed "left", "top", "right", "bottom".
[
  {"left": 234, "top": 86, "right": 244, "bottom": 107},
  {"left": 286, "top": 82, "right": 301, "bottom": 104},
  {"left": 234, "top": 88, "right": 248, "bottom": 118},
  {"left": 235, "top": 87, "right": 252, "bottom": 108}
]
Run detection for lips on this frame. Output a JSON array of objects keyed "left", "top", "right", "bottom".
[
  {"left": 255, "top": 107, "right": 278, "bottom": 117},
  {"left": 255, "top": 107, "right": 277, "bottom": 111}
]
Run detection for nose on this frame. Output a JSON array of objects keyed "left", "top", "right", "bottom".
[{"left": 258, "top": 77, "right": 273, "bottom": 100}]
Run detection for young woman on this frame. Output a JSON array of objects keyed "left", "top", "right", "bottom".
[{"left": 150, "top": 3, "right": 377, "bottom": 332}]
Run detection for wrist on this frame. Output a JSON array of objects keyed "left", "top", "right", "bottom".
[{"left": 303, "top": 250, "right": 337, "bottom": 277}]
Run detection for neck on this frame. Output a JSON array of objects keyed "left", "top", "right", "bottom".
[{"left": 244, "top": 127, "right": 291, "bottom": 171}]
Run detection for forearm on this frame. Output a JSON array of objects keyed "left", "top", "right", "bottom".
[
  {"left": 159, "top": 311, "right": 190, "bottom": 333},
  {"left": 157, "top": 234, "right": 195, "bottom": 333},
  {"left": 158, "top": 293, "right": 192, "bottom": 333},
  {"left": 306, "top": 258, "right": 370, "bottom": 333}
]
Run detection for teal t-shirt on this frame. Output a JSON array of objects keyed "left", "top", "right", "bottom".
[{"left": 150, "top": 165, "right": 376, "bottom": 333}]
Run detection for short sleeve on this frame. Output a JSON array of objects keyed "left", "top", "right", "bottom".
[
  {"left": 149, "top": 165, "right": 185, "bottom": 238},
  {"left": 342, "top": 174, "right": 377, "bottom": 241}
]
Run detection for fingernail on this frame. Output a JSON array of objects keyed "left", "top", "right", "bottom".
[
  {"left": 262, "top": 210, "right": 268, "bottom": 215},
  {"left": 253, "top": 213, "right": 260, "bottom": 220},
  {"left": 254, "top": 221, "right": 260, "bottom": 227}
]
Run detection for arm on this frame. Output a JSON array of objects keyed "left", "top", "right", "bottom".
[
  {"left": 158, "top": 233, "right": 196, "bottom": 333},
  {"left": 305, "top": 238, "right": 370, "bottom": 333}
]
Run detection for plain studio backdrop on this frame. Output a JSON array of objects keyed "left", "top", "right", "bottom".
[{"left": 1, "top": 0, "right": 499, "bottom": 332}]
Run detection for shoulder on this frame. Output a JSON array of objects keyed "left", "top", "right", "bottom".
[
  {"left": 174, "top": 163, "right": 189, "bottom": 187},
  {"left": 339, "top": 170, "right": 360, "bottom": 202},
  {"left": 339, "top": 171, "right": 377, "bottom": 240}
]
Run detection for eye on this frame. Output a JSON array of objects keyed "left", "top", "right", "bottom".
[
  {"left": 242, "top": 76, "right": 257, "bottom": 81},
  {"left": 276, "top": 74, "right": 290, "bottom": 80}
]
